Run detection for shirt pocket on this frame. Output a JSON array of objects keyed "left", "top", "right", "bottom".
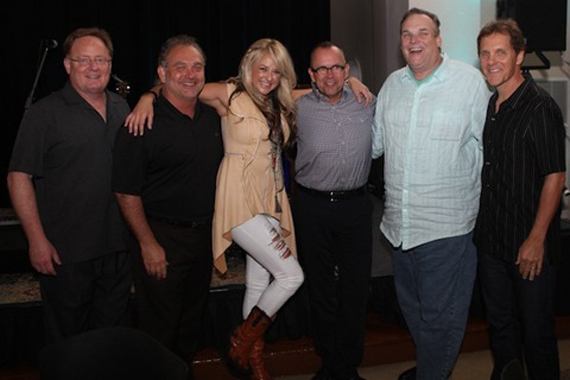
[{"left": 429, "top": 110, "right": 464, "bottom": 141}]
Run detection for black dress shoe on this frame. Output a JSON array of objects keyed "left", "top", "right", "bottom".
[
  {"left": 398, "top": 366, "right": 417, "bottom": 380},
  {"left": 311, "top": 374, "right": 333, "bottom": 380},
  {"left": 331, "top": 375, "right": 366, "bottom": 380},
  {"left": 311, "top": 369, "right": 366, "bottom": 380},
  {"left": 311, "top": 370, "right": 333, "bottom": 380},
  {"left": 500, "top": 359, "right": 525, "bottom": 380}
]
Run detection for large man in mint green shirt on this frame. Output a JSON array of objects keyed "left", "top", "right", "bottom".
[{"left": 371, "top": 8, "right": 490, "bottom": 380}]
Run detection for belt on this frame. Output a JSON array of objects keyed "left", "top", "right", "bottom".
[
  {"left": 147, "top": 215, "right": 211, "bottom": 228},
  {"left": 295, "top": 183, "right": 366, "bottom": 202}
]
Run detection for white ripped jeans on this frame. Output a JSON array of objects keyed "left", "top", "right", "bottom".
[{"left": 231, "top": 214, "right": 304, "bottom": 318}]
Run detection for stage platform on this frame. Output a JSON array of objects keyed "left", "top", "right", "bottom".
[{"left": 1, "top": 204, "right": 569, "bottom": 378}]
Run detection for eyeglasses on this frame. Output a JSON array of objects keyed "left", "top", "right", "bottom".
[
  {"left": 310, "top": 64, "right": 346, "bottom": 75},
  {"left": 67, "top": 57, "right": 112, "bottom": 67}
]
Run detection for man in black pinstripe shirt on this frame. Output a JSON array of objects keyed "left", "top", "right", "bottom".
[{"left": 474, "top": 19, "right": 566, "bottom": 379}]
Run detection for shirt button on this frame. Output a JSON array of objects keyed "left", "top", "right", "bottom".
[{"left": 485, "top": 162, "right": 490, "bottom": 166}]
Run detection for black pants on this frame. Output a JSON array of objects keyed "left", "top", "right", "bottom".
[
  {"left": 131, "top": 218, "right": 212, "bottom": 365},
  {"left": 478, "top": 251, "right": 560, "bottom": 380},
  {"left": 293, "top": 189, "right": 372, "bottom": 380},
  {"left": 40, "top": 250, "right": 132, "bottom": 345}
]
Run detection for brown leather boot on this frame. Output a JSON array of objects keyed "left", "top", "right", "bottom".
[
  {"left": 249, "top": 338, "right": 272, "bottom": 380},
  {"left": 227, "top": 306, "right": 272, "bottom": 376}
]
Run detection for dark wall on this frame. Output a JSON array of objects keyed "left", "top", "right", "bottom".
[
  {"left": 2, "top": 0, "right": 330, "bottom": 207},
  {"left": 497, "top": 0, "right": 567, "bottom": 52}
]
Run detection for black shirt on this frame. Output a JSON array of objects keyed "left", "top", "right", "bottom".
[
  {"left": 9, "top": 82, "right": 130, "bottom": 264},
  {"left": 474, "top": 75, "right": 566, "bottom": 264},
  {"left": 112, "top": 95, "right": 223, "bottom": 222}
]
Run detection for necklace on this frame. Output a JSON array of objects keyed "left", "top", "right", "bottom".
[{"left": 270, "top": 128, "right": 284, "bottom": 213}]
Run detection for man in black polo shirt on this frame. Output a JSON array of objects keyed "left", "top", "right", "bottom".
[
  {"left": 112, "top": 35, "right": 222, "bottom": 370},
  {"left": 475, "top": 20, "right": 566, "bottom": 379},
  {"left": 7, "top": 28, "right": 131, "bottom": 344}
]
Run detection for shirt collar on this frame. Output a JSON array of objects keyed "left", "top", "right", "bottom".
[
  {"left": 491, "top": 72, "right": 533, "bottom": 114},
  {"left": 310, "top": 81, "right": 351, "bottom": 104},
  {"left": 156, "top": 93, "right": 203, "bottom": 121},
  {"left": 61, "top": 80, "right": 118, "bottom": 106},
  {"left": 400, "top": 52, "right": 448, "bottom": 84}
]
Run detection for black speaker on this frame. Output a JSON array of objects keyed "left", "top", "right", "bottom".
[{"left": 498, "top": 0, "right": 567, "bottom": 52}]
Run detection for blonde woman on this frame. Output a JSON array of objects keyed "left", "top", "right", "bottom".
[{"left": 202, "top": 39, "right": 304, "bottom": 378}]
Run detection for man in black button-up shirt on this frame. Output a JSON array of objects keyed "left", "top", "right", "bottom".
[
  {"left": 113, "top": 35, "right": 223, "bottom": 370},
  {"left": 475, "top": 20, "right": 566, "bottom": 379},
  {"left": 7, "top": 28, "right": 132, "bottom": 344}
]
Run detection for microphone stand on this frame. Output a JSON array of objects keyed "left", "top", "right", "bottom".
[{"left": 24, "top": 41, "right": 54, "bottom": 111}]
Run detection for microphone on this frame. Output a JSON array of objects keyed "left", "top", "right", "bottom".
[
  {"left": 45, "top": 39, "right": 58, "bottom": 50},
  {"left": 24, "top": 39, "right": 59, "bottom": 110}
]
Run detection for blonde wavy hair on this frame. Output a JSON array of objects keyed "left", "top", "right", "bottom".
[{"left": 229, "top": 38, "right": 297, "bottom": 149}]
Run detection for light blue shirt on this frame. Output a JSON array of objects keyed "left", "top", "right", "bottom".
[{"left": 372, "top": 54, "right": 491, "bottom": 250}]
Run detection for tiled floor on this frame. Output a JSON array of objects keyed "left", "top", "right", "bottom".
[{"left": 279, "top": 339, "right": 570, "bottom": 380}]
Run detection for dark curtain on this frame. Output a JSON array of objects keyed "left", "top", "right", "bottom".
[{"left": 2, "top": 0, "right": 330, "bottom": 207}]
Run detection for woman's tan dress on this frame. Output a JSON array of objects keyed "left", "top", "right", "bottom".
[{"left": 212, "top": 83, "right": 296, "bottom": 273}]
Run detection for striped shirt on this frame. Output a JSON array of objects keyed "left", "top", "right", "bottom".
[
  {"left": 372, "top": 54, "right": 491, "bottom": 250},
  {"left": 295, "top": 85, "right": 376, "bottom": 191},
  {"left": 474, "top": 75, "right": 566, "bottom": 263}
]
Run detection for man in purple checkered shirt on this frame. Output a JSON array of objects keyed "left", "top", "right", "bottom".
[{"left": 293, "top": 41, "right": 376, "bottom": 380}]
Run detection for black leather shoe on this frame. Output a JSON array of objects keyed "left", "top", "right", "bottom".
[
  {"left": 311, "top": 374, "right": 333, "bottom": 380},
  {"left": 500, "top": 359, "right": 525, "bottom": 380},
  {"left": 312, "top": 369, "right": 366, "bottom": 380},
  {"left": 398, "top": 366, "right": 416, "bottom": 380},
  {"left": 332, "top": 375, "right": 366, "bottom": 380},
  {"left": 311, "top": 370, "right": 333, "bottom": 380}
]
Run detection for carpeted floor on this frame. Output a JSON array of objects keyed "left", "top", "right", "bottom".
[{"left": 0, "top": 244, "right": 247, "bottom": 307}]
